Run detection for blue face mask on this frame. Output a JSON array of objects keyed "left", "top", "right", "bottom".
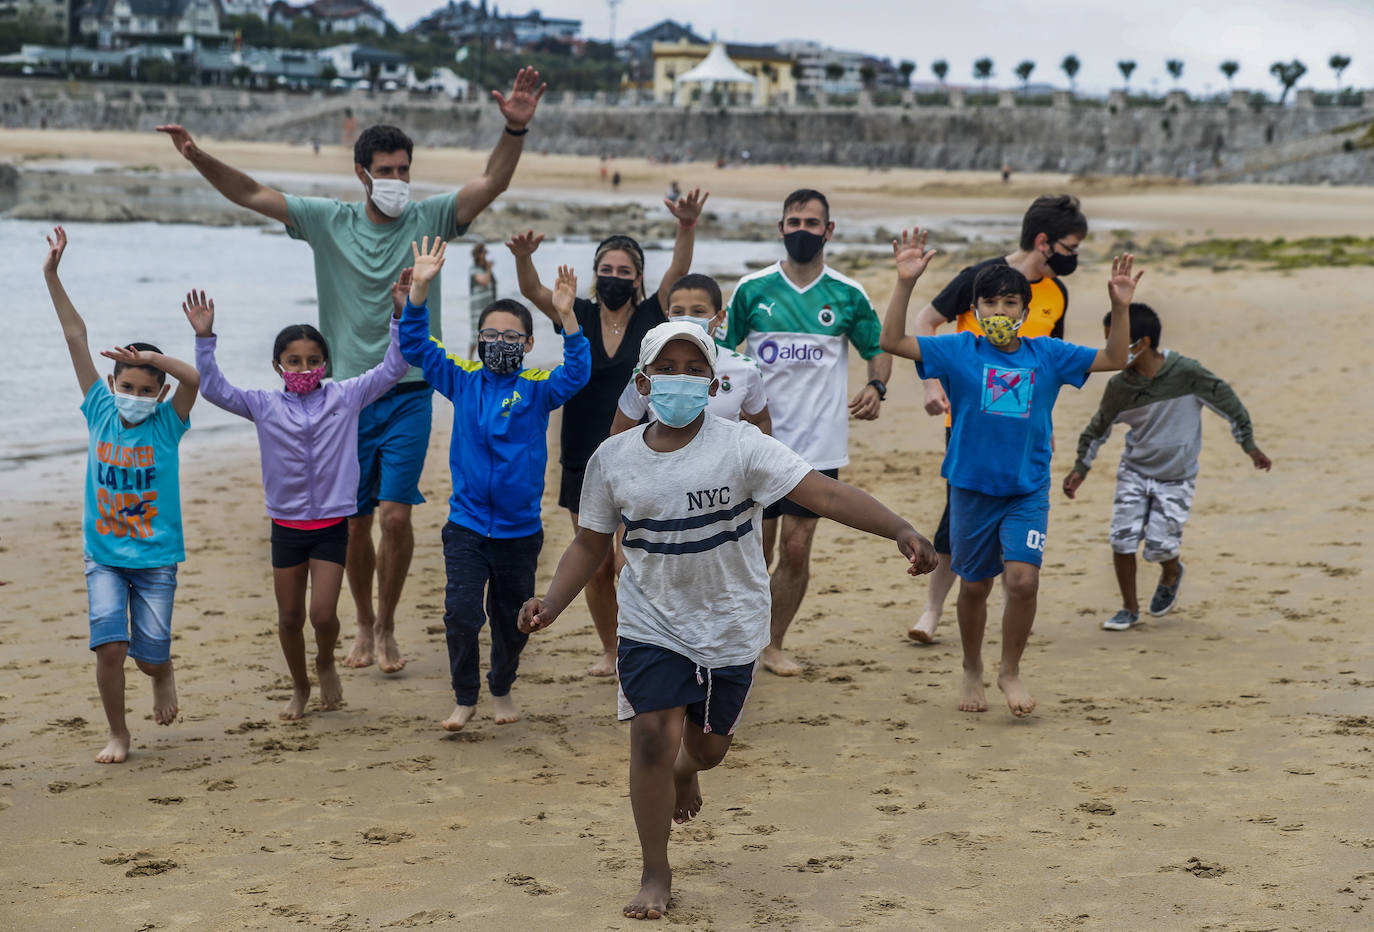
[
  {"left": 114, "top": 392, "right": 158, "bottom": 425},
  {"left": 674, "top": 316, "right": 713, "bottom": 335},
  {"left": 648, "top": 374, "right": 711, "bottom": 428}
]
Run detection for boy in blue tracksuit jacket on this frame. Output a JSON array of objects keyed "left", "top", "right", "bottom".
[{"left": 398, "top": 244, "right": 590, "bottom": 730}]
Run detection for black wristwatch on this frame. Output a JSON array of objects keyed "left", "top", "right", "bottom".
[{"left": 867, "top": 378, "right": 887, "bottom": 401}]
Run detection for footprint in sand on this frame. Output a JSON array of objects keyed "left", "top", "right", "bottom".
[
  {"left": 361, "top": 827, "right": 413, "bottom": 845},
  {"left": 205, "top": 779, "right": 237, "bottom": 791},
  {"left": 125, "top": 859, "right": 178, "bottom": 877},
  {"left": 148, "top": 796, "right": 184, "bottom": 805},
  {"left": 503, "top": 874, "right": 557, "bottom": 896}
]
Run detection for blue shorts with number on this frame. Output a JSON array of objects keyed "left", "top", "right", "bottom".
[{"left": 949, "top": 482, "right": 1050, "bottom": 582}]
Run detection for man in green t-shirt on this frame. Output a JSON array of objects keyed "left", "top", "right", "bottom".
[{"left": 157, "top": 67, "right": 548, "bottom": 676}]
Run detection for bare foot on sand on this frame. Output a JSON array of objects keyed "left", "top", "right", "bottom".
[
  {"left": 282, "top": 683, "right": 310, "bottom": 721},
  {"left": 317, "top": 659, "right": 343, "bottom": 711},
  {"left": 586, "top": 651, "right": 617, "bottom": 677},
  {"left": 491, "top": 693, "right": 520, "bottom": 724},
  {"left": 376, "top": 629, "right": 406, "bottom": 674},
  {"left": 908, "top": 608, "right": 940, "bottom": 644},
  {"left": 96, "top": 731, "right": 130, "bottom": 764},
  {"left": 959, "top": 667, "right": 988, "bottom": 712},
  {"left": 442, "top": 704, "right": 476, "bottom": 731},
  {"left": 672, "top": 764, "right": 702, "bottom": 824},
  {"left": 624, "top": 870, "right": 671, "bottom": 921},
  {"left": 761, "top": 645, "right": 802, "bottom": 677},
  {"left": 151, "top": 669, "right": 178, "bottom": 725},
  {"left": 342, "top": 626, "right": 374, "bottom": 668},
  {"left": 998, "top": 672, "right": 1036, "bottom": 717}
]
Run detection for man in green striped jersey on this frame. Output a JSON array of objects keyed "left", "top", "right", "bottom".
[{"left": 719, "top": 189, "right": 893, "bottom": 676}]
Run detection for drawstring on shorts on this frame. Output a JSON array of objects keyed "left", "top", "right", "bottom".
[{"left": 695, "top": 663, "right": 715, "bottom": 734}]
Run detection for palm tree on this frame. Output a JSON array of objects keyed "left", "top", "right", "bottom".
[
  {"left": 973, "top": 57, "right": 993, "bottom": 100},
  {"left": 1015, "top": 60, "right": 1035, "bottom": 93},
  {"left": 899, "top": 60, "right": 915, "bottom": 87},
  {"left": 1060, "top": 54, "right": 1080, "bottom": 92},
  {"left": 932, "top": 59, "right": 948, "bottom": 86},
  {"left": 1269, "top": 59, "right": 1307, "bottom": 104},
  {"left": 1117, "top": 60, "right": 1136, "bottom": 92},
  {"left": 1219, "top": 60, "right": 1239, "bottom": 89},
  {"left": 1329, "top": 53, "right": 1351, "bottom": 91},
  {"left": 1165, "top": 59, "right": 1184, "bottom": 87}
]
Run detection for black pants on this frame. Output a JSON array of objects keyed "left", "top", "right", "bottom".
[{"left": 441, "top": 521, "right": 543, "bottom": 705}]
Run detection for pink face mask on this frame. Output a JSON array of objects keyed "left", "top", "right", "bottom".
[{"left": 282, "top": 366, "right": 325, "bottom": 393}]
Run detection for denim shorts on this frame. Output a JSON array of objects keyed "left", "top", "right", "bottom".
[{"left": 84, "top": 558, "right": 178, "bottom": 664}]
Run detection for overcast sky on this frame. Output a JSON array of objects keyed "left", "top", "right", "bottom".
[{"left": 381, "top": 0, "right": 1373, "bottom": 96}]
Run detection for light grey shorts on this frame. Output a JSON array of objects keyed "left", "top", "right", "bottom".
[{"left": 1109, "top": 464, "right": 1196, "bottom": 562}]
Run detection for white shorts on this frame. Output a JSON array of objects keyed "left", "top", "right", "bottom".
[{"left": 1109, "top": 464, "right": 1195, "bottom": 562}]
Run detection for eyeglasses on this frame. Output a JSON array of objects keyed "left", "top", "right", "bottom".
[
  {"left": 478, "top": 328, "right": 528, "bottom": 344},
  {"left": 1052, "top": 239, "right": 1080, "bottom": 255}
]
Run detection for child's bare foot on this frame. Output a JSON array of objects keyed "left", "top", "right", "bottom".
[
  {"left": 491, "top": 693, "right": 520, "bottom": 724},
  {"left": 998, "top": 672, "right": 1036, "bottom": 717},
  {"left": 624, "top": 869, "right": 671, "bottom": 920},
  {"left": 908, "top": 608, "right": 940, "bottom": 644},
  {"left": 96, "top": 731, "right": 131, "bottom": 764},
  {"left": 441, "top": 704, "right": 476, "bottom": 731},
  {"left": 281, "top": 683, "right": 310, "bottom": 720},
  {"left": 586, "top": 651, "right": 617, "bottom": 677},
  {"left": 672, "top": 764, "right": 702, "bottom": 824},
  {"left": 959, "top": 667, "right": 988, "bottom": 712},
  {"left": 317, "top": 659, "right": 343, "bottom": 711},
  {"left": 376, "top": 628, "right": 406, "bottom": 674},
  {"left": 342, "top": 626, "right": 374, "bottom": 668},
  {"left": 760, "top": 645, "right": 802, "bottom": 677},
  {"left": 151, "top": 670, "right": 178, "bottom": 725}
]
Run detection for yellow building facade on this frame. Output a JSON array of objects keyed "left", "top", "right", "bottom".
[{"left": 651, "top": 40, "right": 797, "bottom": 106}]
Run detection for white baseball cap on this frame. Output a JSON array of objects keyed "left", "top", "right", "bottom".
[{"left": 638, "top": 320, "right": 718, "bottom": 376}]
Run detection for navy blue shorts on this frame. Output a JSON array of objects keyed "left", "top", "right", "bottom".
[
  {"left": 355, "top": 382, "right": 432, "bottom": 516},
  {"left": 949, "top": 483, "right": 1050, "bottom": 582},
  {"left": 615, "top": 637, "right": 759, "bottom": 735}
]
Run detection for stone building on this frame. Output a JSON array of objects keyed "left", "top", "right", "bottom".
[{"left": 77, "top": 0, "right": 225, "bottom": 49}]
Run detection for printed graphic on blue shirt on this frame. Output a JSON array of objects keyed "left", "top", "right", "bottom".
[{"left": 981, "top": 365, "right": 1035, "bottom": 418}]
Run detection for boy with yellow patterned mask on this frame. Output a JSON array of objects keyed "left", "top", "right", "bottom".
[{"left": 970, "top": 267, "right": 1031, "bottom": 348}]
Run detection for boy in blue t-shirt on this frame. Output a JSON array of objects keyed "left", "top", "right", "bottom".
[
  {"left": 880, "top": 227, "right": 1142, "bottom": 717},
  {"left": 43, "top": 227, "right": 201, "bottom": 764}
]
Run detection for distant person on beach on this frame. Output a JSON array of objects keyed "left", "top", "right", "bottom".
[
  {"left": 518, "top": 320, "right": 936, "bottom": 921},
  {"left": 717, "top": 188, "right": 892, "bottom": 676},
  {"left": 399, "top": 242, "right": 589, "bottom": 731},
  {"left": 904, "top": 194, "right": 1085, "bottom": 645},
  {"left": 155, "top": 67, "right": 548, "bottom": 676},
  {"left": 505, "top": 186, "right": 707, "bottom": 676},
  {"left": 612, "top": 170, "right": 622, "bottom": 191},
  {"left": 882, "top": 228, "right": 1142, "bottom": 717},
  {"left": 43, "top": 226, "right": 201, "bottom": 764},
  {"left": 467, "top": 242, "right": 497, "bottom": 358},
  {"left": 186, "top": 270, "right": 409, "bottom": 719},
  {"left": 1001, "top": 162, "right": 1012, "bottom": 183},
  {"left": 1063, "top": 303, "right": 1271, "bottom": 631}
]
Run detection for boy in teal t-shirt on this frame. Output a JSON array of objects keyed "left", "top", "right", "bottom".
[{"left": 43, "top": 227, "right": 200, "bottom": 765}]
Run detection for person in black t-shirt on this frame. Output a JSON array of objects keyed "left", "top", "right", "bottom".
[{"left": 506, "top": 187, "right": 708, "bottom": 675}]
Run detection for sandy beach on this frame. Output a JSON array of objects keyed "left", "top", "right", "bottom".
[{"left": 1, "top": 131, "right": 1372, "bottom": 931}]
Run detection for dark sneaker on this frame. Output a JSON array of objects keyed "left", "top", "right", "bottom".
[
  {"left": 1149, "top": 563, "right": 1185, "bottom": 616},
  {"left": 1102, "top": 609, "right": 1139, "bottom": 631}
]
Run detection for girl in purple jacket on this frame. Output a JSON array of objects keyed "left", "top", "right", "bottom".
[{"left": 184, "top": 276, "right": 412, "bottom": 720}]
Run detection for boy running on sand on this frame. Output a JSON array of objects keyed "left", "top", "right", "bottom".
[
  {"left": 44, "top": 227, "right": 201, "bottom": 763},
  {"left": 518, "top": 320, "right": 936, "bottom": 920},
  {"left": 880, "top": 227, "right": 1141, "bottom": 717},
  {"left": 1062, "top": 303, "right": 1271, "bottom": 630}
]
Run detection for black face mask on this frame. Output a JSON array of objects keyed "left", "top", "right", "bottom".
[
  {"left": 596, "top": 275, "right": 637, "bottom": 310},
  {"left": 782, "top": 229, "right": 826, "bottom": 264},
  {"left": 1045, "top": 246, "right": 1078, "bottom": 277},
  {"left": 478, "top": 340, "right": 525, "bottom": 375}
]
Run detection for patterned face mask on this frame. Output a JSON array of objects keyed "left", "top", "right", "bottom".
[
  {"left": 479, "top": 340, "right": 526, "bottom": 375},
  {"left": 282, "top": 366, "right": 325, "bottom": 393}
]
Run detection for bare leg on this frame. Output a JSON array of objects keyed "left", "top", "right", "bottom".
[
  {"left": 1113, "top": 551, "right": 1139, "bottom": 615},
  {"left": 373, "top": 500, "right": 414, "bottom": 673},
  {"left": 997, "top": 561, "right": 1039, "bottom": 717},
  {"left": 573, "top": 511, "right": 619, "bottom": 677},
  {"left": 273, "top": 563, "right": 311, "bottom": 720},
  {"left": 626, "top": 708, "right": 682, "bottom": 920},
  {"left": 94, "top": 641, "right": 131, "bottom": 764},
  {"left": 761, "top": 516, "right": 778, "bottom": 570},
  {"left": 1158, "top": 555, "right": 1182, "bottom": 588},
  {"left": 309, "top": 559, "right": 346, "bottom": 711},
  {"left": 762, "top": 515, "right": 818, "bottom": 676},
  {"left": 343, "top": 514, "right": 376, "bottom": 668},
  {"left": 955, "top": 575, "right": 994, "bottom": 712},
  {"left": 672, "top": 719, "right": 732, "bottom": 824},
  {"left": 910, "top": 553, "right": 955, "bottom": 642},
  {"left": 134, "top": 658, "right": 178, "bottom": 725}
]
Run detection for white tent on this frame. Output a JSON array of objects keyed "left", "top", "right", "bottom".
[{"left": 673, "top": 42, "right": 762, "bottom": 106}]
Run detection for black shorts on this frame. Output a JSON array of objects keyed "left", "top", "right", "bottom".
[
  {"left": 270, "top": 519, "right": 349, "bottom": 569},
  {"left": 559, "top": 464, "right": 587, "bottom": 512},
  {"left": 615, "top": 637, "right": 759, "bottom": 735},
  {"left": 762, "top": 468, "right": 837, "bottom": 520},
  {"left": 934, "top": 427, "right": 952, "bottom": 555}
]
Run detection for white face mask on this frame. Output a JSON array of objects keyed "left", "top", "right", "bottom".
[
  {"left": 114, "top": 392, "right": 158, "bottom": 425},
  {"left": 364, "top": 171, "right": 409, "bottom": 218},
  {"left": 1126, "top": 339, "right": 1144, "bottom": 366}
]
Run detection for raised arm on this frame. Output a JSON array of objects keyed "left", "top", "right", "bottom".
[
  {"left": 785, "top": 471, "right": 938, "bottom": 576},
  {"left": 506, "top": 230, "right": 558, "bottom": 322},
  {"left": 657, "top": 187, "right": 709, "bottom": 308},
  {"left": 156, "top": 125, "right": 289, "bottom": 224},
  {"left": 518, "top": 527, "right": 615, "bottom": 633},
  {"left": 453, "top": 67, "right": 547, "bottom": 227},
  {"left": 184, "top": 290, "right": 254, "bottom": 420},
  {"left": 42, "top": 226, "right": 99, "bottom": 395},
  {"left": 102, "top": 344, "right": 200, "bottom": 422},
  {"left": 1090, "top": 254, "right": 1141, "bottom": 372},
  {"left": 878, "top": 227, "right": 939, "bottom": 362}
]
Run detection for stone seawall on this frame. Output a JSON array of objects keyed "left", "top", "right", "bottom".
[{"left": 3, "top": 78, "right": 1373, "bottom": 183}]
